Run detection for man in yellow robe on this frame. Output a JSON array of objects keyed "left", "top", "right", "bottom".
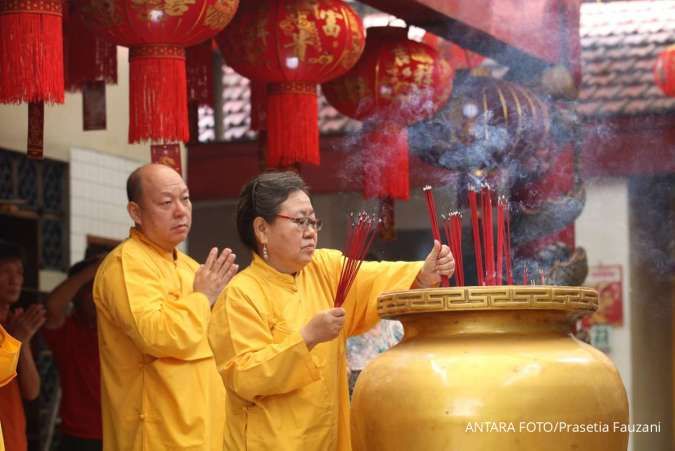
[
  {"left": 93, "top": 164, "right": 238, "bottom": 450},
  {"left": 0, "top": 324, "right": 21, "bottom": 451}
]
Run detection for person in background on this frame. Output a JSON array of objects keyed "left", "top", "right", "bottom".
[
  {"left": 0, "top": 322, "right": 22, "bottom": 451},
  {"left": 93, "top": 163, "right": 238, "bottom": 450},
  {"left": 208, "top": 171, "right": 455, "bottom": 451},
  {"left": 0, "top": 240, "right": 45, "bottom": 451},
  {"left": 43, "top": 257, "right": 103, "bottom": 451}
]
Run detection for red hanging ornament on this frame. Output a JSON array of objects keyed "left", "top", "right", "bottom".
[
  {"left": 186, "top": 39, "right": 218, "bottom": 108},
  {"left": 78, "top": 0, "right": 239, "bottom": 143},
  {"left": 655, "top": 45, "right": 675, "bottom": 97},
  {"left": 217, "top": 0, "right": 365, "bottom": 168},
  {"left": 249, "top": 80, "right": 267, "bottom": 131},
  {"left": 0, "top": 0, "right": 64, "bottom": 104},
  {"left": 323, "top": 26, "right": 454, "bottom": 200},
  {"left": 63, "top": 0, "right": 117, "bottom": 92}
]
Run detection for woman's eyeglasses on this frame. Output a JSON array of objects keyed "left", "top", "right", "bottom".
[{"left": 276, "top": 214, "right": 323, "bottom": 231}]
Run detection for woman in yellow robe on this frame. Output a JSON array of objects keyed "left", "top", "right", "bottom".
[
  {"left": 208, "top": 172, "right": 455, "bottom": 451},
  {"left": 0, "top": 324, "right": 21, "bottom": 451}
]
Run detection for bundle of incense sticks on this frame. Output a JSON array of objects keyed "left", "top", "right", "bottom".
[
  {"left": 334, "top": 212, "right": 379, "bottom": 308},
  {"left": 468, "top": 184, "right": 513, "bottom": 286},
  {"left": 423, "top": 186, "right": 449, "bottom": 287},
  {"left": 442, "top": 211, "right": 464, "bottom": 286}
]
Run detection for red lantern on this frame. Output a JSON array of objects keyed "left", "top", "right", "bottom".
[
  {"left": 78, "top": 0, "right": 239, "bottom": 143},
  {"left": 655, "top": 45, "right": 675, "bottom": 97},
  {"left": 217, "top": 0, "right": 365, "bottom": 168},
  {"left": 323, "top": 26, "right": 454, "bottom": 200}
]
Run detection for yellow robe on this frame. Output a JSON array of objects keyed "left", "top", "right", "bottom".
[
  {"left": 0, "top": 324, "right": 21, "bottom": 451},
  {"left": 208, "top": 249, "right": 422, "bottom": 451},
  {"left": 93, "top": 228, "right": 225, "bottom": 451}
]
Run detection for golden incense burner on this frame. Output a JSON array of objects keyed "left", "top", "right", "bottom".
[{"left": 351, "top": 285, "right": 629, "bottom": 451}]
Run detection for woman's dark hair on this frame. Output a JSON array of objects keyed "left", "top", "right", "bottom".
[{"left": 236, "top": 171, "right": 309, "bottom": 252}]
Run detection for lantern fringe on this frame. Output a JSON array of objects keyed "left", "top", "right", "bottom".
[
  {"left": 266, "top": 83, "right": 319, "bottom": 167},
  {"left": 129, "top": 50, "right": 189, "bottom": 143},
  {"left": 0, "top": 12, "right": 64, "bottom": 103},
  {"left": 64, "top": 14, "right": 117, "bottom": 92},
  {"left": 362, "top": 125, "right": 409, "bottom": 200}
]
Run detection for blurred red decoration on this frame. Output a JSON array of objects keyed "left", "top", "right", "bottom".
[
  {"left": 655, "top": 45, "right": 675, "bottom": 97},
  {"left": 63, "top": 1, "right": 117, "bottom": 92},
  {"left": 186, "top": 39, "right": 218, "bottom": 108},
  {"left": 323, "top": 26, "right": 454, "bottom": 200},
  {"left": 78, "top": 0, "right": 238, "bottom": 143},
  {"left": 217, "top": 0, "right": 365, "bottom": 168}
]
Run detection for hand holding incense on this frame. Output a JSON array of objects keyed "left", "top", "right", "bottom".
[{"left": 334, "top": 212, "right": 379, "bottom": 308}]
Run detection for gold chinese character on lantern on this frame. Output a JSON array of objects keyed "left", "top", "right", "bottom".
[
  {"left": 319, "top": 8, "right": 342, "bottom": 37},
  {"left": 414, "top": 63, "right": 433, "bottom": 86},
  {"left": 281, "top": 10, "right": 322, "bottom": 61}
]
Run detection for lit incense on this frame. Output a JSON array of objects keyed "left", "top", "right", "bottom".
[
  {"left": 423, "top": 186, "right": 449, "bottom": 287},
  {"left": 335, "top": 212, "right": 378, "bottom": 307},
  {"left": 468, "top": 187, "right": 485, "bottom": 286}
]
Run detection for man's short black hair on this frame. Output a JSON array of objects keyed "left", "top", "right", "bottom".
[
  {"left": 126, "top": 166, "right": 144, "bottom": 203},
  {"left": 0, "top": 240, "right": 24, "bottom": 264}
]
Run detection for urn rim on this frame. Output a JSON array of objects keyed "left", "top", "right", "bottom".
[{"left": 377, "top": 285, "right": 598, "bottom": 319}]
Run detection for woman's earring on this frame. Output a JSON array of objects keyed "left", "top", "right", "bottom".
[{"left": 263, "top": 244, "right": 269, "bottom": 260}]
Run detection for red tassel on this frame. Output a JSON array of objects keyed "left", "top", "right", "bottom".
[
  {"left": 250, "top": 80, "right": 267, "bottom": 131},
  {"left": 186, "top": 40, "right": 214, "bottom": 108},
  {"left": 63, "top": 8, "right": 116, "bottom": 92},
  {"left": 266, "top": 82, "right": 319, "bottom": 167},
  {"left": 362, "top": 124, "right": 409, "bottom": 200},
  {"left": 129, "top": 45, "right": 189, "bottom": 143},
  {"left": 0, "top": 0, "right": 64, "bottom": 104}
]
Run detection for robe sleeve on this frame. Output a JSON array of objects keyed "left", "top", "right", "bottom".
[
  {"left": 95, "top": 249, "right": 211, "bottom": 360},
  {"left": 0, "top": 324, "right": 20, "bottom": 387},
  {"left": 320, "top": 250, "right": 422, "bottom": 337},
  {"left": 209, "top": 283, "right": 321, "bottom": 403}
]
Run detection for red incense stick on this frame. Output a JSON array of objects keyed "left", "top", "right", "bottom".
[
  {"left": 468, "top": 188, "right": 485, "bottom": 286},
  {"left": 423, "top": 186, "right": 448, "bottom": 287},
  {"left": 335, "top": 212, "right": 378, "bottom": 307}
]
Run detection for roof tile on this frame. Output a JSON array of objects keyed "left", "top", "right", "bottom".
[{"left": 579, "top": 1, "right": 675, "bottom": 117}]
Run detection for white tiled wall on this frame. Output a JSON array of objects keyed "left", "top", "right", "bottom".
[{"left": 70, "top": 148, "right": 142, "bottom": 264}]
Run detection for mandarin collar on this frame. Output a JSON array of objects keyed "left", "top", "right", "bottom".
[
  {"left": 250, "top": 252, "right": 300, "bottom": 291},
  {"left": 129, "top": 227, "right": 177, "bottom": 261}
]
